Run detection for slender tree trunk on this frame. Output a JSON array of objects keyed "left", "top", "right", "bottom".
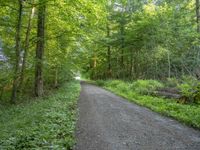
[
  {"left": 120, "top": 24, "right": 125, "bottom": 67},
  {"left": 155, "top": 60, "right": 158, "bottom": 79},
  {"left": 11, "top": 0, "right": 23, "bottom": 104},
  {"left": 120, "top": 16, "right": 125, "bottom": 79},
  {"left": 54, "top": 68, "right": 58, "bottom": 87},
  {"left": 134, "top": 50, "right": 139, "bottom": 79},
  {"left": 19, "top": 5, "right": 35, "bottom": 91},
  {"left": 35, "top": 1, "right": 46, "bottom": 97},
  {"left": 196, "top": 0, "right": 200, "bottom": 32},
  {"left": 167, "top": 51, "right": 171, "bottom": 78},
  {"left": 195, "top": 0, "right": 200, "bottom": 78},
  {"left": 129, "top": 50, "right": 133, "bottom": 78},
  {"left": 107, "top": 23, "right": 112, "bottom": 78},
  {"left": 0, "top": 88, "right": 3, "bottom": 101}
]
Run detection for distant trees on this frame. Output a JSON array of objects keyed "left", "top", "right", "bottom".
[{"left": 79, "top": 0, "right": 200, "bottom": 81}]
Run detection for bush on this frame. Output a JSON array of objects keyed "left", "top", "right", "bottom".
[
  {"left": 106, "top": 80, "right": 124, "bottom": 88},
  {"left": 105, "top": 80, "right": 131, "bottom": 93},
  {"left": 178, "top": 76, "right": 200, "bottom": 103},
  {"left": 131, "top": 80, "right": 164, "bottom": 95},
  {"left": 165, "top": 78, "right": 179, "bottom": 88},
  {"left": 95, "top": 80, "right": 105, "bottom": 86}
]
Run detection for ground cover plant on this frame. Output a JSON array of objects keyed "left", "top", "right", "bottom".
[{"left": 0, "top": 81, "right": 80, "bottom": 149}]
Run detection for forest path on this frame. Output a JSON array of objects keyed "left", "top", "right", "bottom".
[{"left": 74, "top": 82, "right": 200, "bottom": 150}]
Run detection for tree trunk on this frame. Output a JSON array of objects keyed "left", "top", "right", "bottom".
[
  {"left": 120, "top": 24, "right": 125, "bottom": 67},
  {"left": 120, "top": 16, "right": 125, "bottom": 79},
  {"left": 35, "top": 1, "right": 46, "bottom": 97},
  {"left": 196, "top": 0, "right": 200, "bottom": 32},
  {"left": 54, "top": 68, "right": 58, "bottom": 88},
  {"left": 167, "top": 51, "right": 171, "bottom": 78},
  {"left": 0, "top": 88, "right": 4, "bottom": 101},
  {"left": 11, "top": 0, "right": 23, "bottom": 104},
  {"left": 19, "top": 5, "right": 35, "bottom": 91},
  {"left": 107, "top": 23, "right": 112, "bottom": 78},
  {"left": 129, "top": 50, "right": 133, "bottom": 78}
]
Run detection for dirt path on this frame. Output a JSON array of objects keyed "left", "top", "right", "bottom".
[{"left": 74, "top": 82, "right": 200, "bottom": 150}]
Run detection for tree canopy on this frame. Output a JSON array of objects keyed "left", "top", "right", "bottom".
[{"left": 0, "top": 0, "right": 200, "bottom": 102}]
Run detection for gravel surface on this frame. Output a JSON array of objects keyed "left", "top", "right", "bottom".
[{"left": 74, "top": 82, "right": 200, "bottom": 150}]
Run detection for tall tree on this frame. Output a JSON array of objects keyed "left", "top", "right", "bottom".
[
  {"left": 35, "top": 0, "right": 46, "bottom": 96},
  {"left": 196, "top": 0, "right": 200, "bottom": 32},
  {"left": 107, "top": 23, "right": 112, "bottom": 78},
  {"left": 19, "top": 1, "right": 35, "bottom": 91},
  {"left": 11, "top": 0, "right": 23, "bottom": 103}
]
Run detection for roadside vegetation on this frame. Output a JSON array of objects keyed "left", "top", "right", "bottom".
[
  {"left": 0, "top": 81, "right": 80, "bottom": 149},
  {"left": 93, "top": 79, "right": 200, "bottom": 129}
]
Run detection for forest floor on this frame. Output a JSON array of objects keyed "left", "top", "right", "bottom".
[
  {"left": 75, "top": 82, "right": 200, "bottom": 150},
  {"left": 0, "top": 81, "right": 80, "bottom": 149}
]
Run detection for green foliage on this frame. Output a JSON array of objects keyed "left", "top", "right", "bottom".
[
  {"left": 105, "top": 80, "right": 125, "bottom": 87},
  {"left": 178, "top": 83, "right": 194, "bottom": 98},
  {"left": 0, "top": 0, "right": 107, "bottom": 101},
  {"left": 101, "top": 79, "right": 164, "bottom": 95},
  {"left": 104, "top": 80, "right": 131, "bottom": 93},
  {"left": 165, "top": 78, "right": 179, "bottom": 88},
  {"left": 80, "top": 1, "right": 200, "bottom": 81},
  {"left": 177, "top": 76, "right": 200, "bottom": 103},
  {"left": 0, "top": 64, "right": 12, "bottom": 101},
  {"left": 95, "top": 80, "right": 106, "bottom": 86},
  {"left": 96, "top": 80, "right": 200, "bottom": 128},
  {"left": 0, "top": 81, "right": 80, "bottom": 149},
  {"left": 131, "top": 80, "right": 164, "bottom": 95}
]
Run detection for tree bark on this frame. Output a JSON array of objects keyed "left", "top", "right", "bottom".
[
  {"left": 11, "top": 0, "right": 23, "bottom": 104},
  {"left": 54, "top": 68, "right": 58, "bottom": 88},
  {"left": 35, "top": 1, "right": 46, "bottom": 97},
  {"left": 120, "top": 18, "right": 125, "bottom": 79},
  {"left": 167, "top": 51, "right": 171, "bottom": 78},
  {"left": 0, "top": 88, "right": 3, "bottom": 101},
  {"left": 129, "top": 50, "right": 133, "bottom": 78},
  {"left": 107, "top": 23, "right": 112, "bottom": 78},
  {"left": 196, "top": 0, "right": 200, "bottom": 32},
  {"left": 19, "top": 5, "right": 35, "bottom": 91}
]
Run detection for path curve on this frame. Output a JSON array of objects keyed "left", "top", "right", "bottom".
[{"left": 75, "top": 82, "right": 200, "bottom": 150}]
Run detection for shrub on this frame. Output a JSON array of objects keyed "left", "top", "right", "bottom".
[
  {"left": 115, "top": 81, "right": 130, "bottom": 93},
  {"left": 95, "top": 80, "right": 105, "bottom": 86},
  {"left": 131, "top": 80, "right": 164, "bottom": 95},
  {"left": 104, "top": 80, "right": 131, "bottom": 94},
  {"left": 178, "top": 76, "right": 200, "bottom": 103},
  {"left": 165, "top": 78, "right": 179, "bottom": 88},
  {"left": 106, "top": 80, "right": 124, "bottom": 88}
]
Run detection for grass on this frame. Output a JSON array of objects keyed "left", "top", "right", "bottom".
[
  {"left": 94, "top": 80, "right": 200, "bottom": 129},
  {"left": 0, "top": 81, "right": 80, "bottom": 150}
]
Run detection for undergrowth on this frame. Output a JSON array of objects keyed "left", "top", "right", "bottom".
[
  {"left": 0, "top": 81, "right": 80, "bottom": 150},
  {"left": 95, "top": 80, "right": 200, "bottom": 129}
]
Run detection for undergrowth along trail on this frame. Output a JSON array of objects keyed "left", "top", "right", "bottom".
[
  {"left": 0, "top": 81, "right": 80, "bottom": 149},
  {"left": 93, "top": 80, "right": 200, "bottom": 129}
]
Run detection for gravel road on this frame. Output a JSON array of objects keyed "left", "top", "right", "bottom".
[{"left": 74, "top": 82, "right": 200, "bottom": 150}]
